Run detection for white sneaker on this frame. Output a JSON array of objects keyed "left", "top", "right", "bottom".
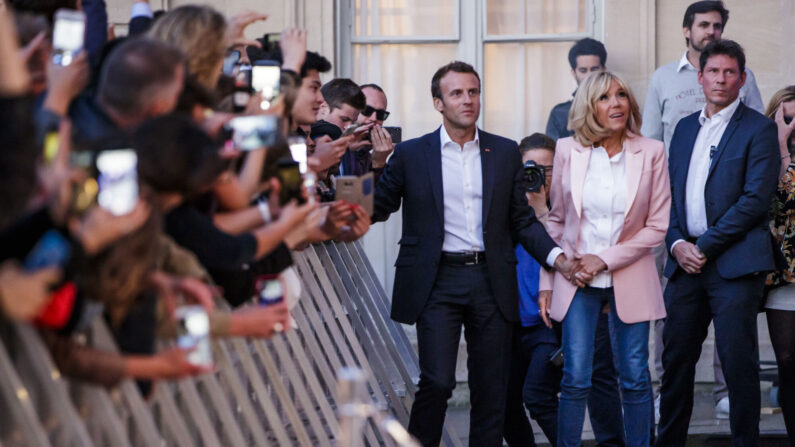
[
  {"left": 715, "top": 396, "right": 730, "bottom": 420},
  {"left": 654, "top": 394, "right": 661, "bottom": 423}
]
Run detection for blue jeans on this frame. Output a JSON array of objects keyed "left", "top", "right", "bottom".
[{"left": 558, "top": 287, "right": 651, "bottom": 447}]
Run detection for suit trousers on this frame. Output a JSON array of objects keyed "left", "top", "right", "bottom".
[
  {"left": 408, "top": 261, "right": 512, "bottom": 447},
  {"left": 657, "top": 261, "right": 764, "bottom": 447}
]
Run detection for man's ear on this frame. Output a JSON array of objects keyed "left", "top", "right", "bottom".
[
  {"left": 433, "top": 97, "right": 444, "bottom": 113},
  {"left": 683, "top": 26, "right": 691, "bottom": 42}
]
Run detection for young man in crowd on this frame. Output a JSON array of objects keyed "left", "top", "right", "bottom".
[
  {"left": 545, "top": 38, "right": 607, "bottom": 141},
  {"left": 641, "top": 0, "right": 766, "bottom": 420}
]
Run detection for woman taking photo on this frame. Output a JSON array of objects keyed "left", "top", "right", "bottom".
[
  {"left": 764, "top": 85, "right": 795, "bottom": 444},
  {"left": 538, "top": 71, "right": 670, "bottom": 446}
]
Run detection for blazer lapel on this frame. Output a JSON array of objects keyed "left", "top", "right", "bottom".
[
  {"left": 480, "top": 130, "right": 496, "bottom": 225},
  {"left": 706, "top": 103, "right": 745, "bottom": 181},
  {"left": 624, "top": 139, "right": 644, "bottom": 215},
  {"left": 570, "top": 143, "right": 590, "bottom": 218},
  {"left": 675, "top": 117, "right": 702, "bottom": 229},
  {"left": 425, "top": 128, "right": 444, "bottom": 223}
]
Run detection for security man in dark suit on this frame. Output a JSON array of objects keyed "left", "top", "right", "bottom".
[
  {"left": 657, "top": 40, "right": 780, "bottom": 447},
  {"left": 373, "top": 61, "right": 573, "bottom": 446}
]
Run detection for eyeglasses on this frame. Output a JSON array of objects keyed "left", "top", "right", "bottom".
[{"left": 362, "top": 105, "right": 390, "bottom": 121}]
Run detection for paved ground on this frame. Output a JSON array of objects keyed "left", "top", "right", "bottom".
[{"left": 445, "top": 382, "right": 788, "bottom": 446}]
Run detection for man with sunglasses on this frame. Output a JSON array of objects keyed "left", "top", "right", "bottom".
[{"left": 344, "top": 83, "right": 394, "bottom": 177}]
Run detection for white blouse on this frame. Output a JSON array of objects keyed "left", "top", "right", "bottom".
[{"left": 576, "top": 146, "right": 627, "bottom": 288}]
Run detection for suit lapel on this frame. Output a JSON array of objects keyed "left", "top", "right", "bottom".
[
  {"left": 706, "top": 103, "right": 745, "bottom": 181},
  {"left": 675, "top": 117, "right": 702, "bottom": 229},
  {"left": 570, "top": 143, "right": 590, "bottom": 218},
  {"left": 424, "top": 128, "right": 444, "bottom": 223},
  {"left": 480, "top": 130, "right": 496, "bottom": 225},
  {"left": 624, "top": 139, "right": 643, "bottom": 215}
]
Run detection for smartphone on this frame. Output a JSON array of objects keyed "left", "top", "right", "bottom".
[
  {"left": 251, "top": 60, "right": 280, "bottom": 110},
  {"left": 175, "top": 306, "right": 212, "bottom": 366},
  {"left": 287, "top": 136, "right": 308, "bottom": 174},
  {"left": 255, "top": 274, "right": 284, "bottom": 306},
  {"left": 262, "top": 33, "right": 281, "bottom": 53},
  {"left": 342, "top": 122, "right": 368, "bottom": 137},
  {"left": 69, "top": 151, "right": 98, "bottom": 214},
  {"left": 96, "top": 149, "right": 139, "bottom": 216},
  {"left": 25, "top": 230, "right": 72, "bottom": 271},
  {"left": 335, "top": 172, "right": 374, "bottom": 216},
  {"left": 233, "top": 66, "right": 252, "bottom": 111},
  {"left": 222, "top": 50, "right": 241, "bottom": 76},
  {"left": 277, "top": 159, "right": 304, "bottom": 206},
  {"left": 384, "top": 126, "right": 402, "bottom": 144},
  {"left": 52, "top": 9, "right": 85, "bottom": 66},
  {"left": 226, "top": 115, "right": 279, "bottom": 150}
]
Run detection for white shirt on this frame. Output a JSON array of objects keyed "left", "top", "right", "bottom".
[
  {"left": 577, "top": 147, "right": 627, "bottom": 288},
  {"left": 683, "top": 97, "right": 741, "bottom": 238},
  {"left": 440, "top": 125, "right": 484, "bottom": 252}
]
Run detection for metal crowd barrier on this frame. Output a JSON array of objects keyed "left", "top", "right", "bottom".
[{"left": 0, "top": 241, "right": 463, "bottom": 446}]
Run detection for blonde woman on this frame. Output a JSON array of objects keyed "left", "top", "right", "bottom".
[{"left": 538, "top": 71, "right": 670, "bottom": 446}]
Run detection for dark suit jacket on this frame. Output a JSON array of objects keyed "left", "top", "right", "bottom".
[
  {"left": 665, "top": 102, "right": 780, "bottom": 279},
  {"left": 374, "top": 127, "right": 558, "bottom": 324}
]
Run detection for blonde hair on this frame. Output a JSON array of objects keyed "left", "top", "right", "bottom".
[
  {"left": 148, "top": 5, "right": 227, "bottom": 89},
  {"left": 568, "top": 71, "right": 642, "bottom": 147},
  {"left": 765, "top": 86, "right": 795, "bottom": 119}
]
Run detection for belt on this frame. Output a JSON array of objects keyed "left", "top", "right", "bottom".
[{"left": 440, "top": 251, "right": 487, "bottom": 265}]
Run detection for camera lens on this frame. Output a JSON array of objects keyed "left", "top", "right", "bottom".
[{"left": 523, "top": 161, "right": 546, "bottom": 193}]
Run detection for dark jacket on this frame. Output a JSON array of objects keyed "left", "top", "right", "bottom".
[
  {"left": 665, "top": 102, "right": 780, "bottom": 279},
  {"left": 545, "top": 99, "right": 574, "bottom": 141},
  {"left": 373, "top": 127, "right": 558, "bottom": 324}
]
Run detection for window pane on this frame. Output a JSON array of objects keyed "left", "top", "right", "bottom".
[
  {"left": 354, "top": 0, "right": 457, "bottom": 37},
  {"left": 483, "top": 42, "right": 577, "bottom": 141},
  {"left": 352, "top": 44, "right": 459, "bottom": 140},
  {"left": 486, "top": 0, "right": 587, "bottom": 35}
]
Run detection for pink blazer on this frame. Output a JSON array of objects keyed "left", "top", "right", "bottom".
[{"left": 539, "top": 133, "right": 671, "bottom": 324}]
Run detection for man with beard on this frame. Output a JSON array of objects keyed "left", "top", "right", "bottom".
[
  {"left": 640, "top": 0, "right": 764, "bottom": 422},
  {"left": 642, "top": 1, "right": 763, "bottom": 152}
]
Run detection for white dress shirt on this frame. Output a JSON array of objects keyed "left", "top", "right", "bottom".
[
  {"left": 440, "top": 125, "right": 484, "bottom": 252},
  {"left": 671, "top": 97, "right": 741, "bottom": 254},
  {"left": 577, "top": 146, "right": 627, "bottom": 288}
]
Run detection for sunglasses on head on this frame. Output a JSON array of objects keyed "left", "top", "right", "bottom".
[{"left": 362, "top": 105, "right": 390, "bottom": 121}]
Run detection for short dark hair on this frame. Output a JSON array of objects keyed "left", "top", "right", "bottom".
[
  {"left": 519, "top": 133, "right": 556, "bottom": 155},
  {"left": 321, "top": 78, "right": 366, "bottom": 111},
  {"left": 98, "top": 37, "right": 185, "bottom": 118},
  {"left": 134, "top": 115, "right": 226, "bottom": 197},
  {"left": 360, "top": 83, "right": 384, "bottom": 94},
  {"left": 431, "top": 61, "right": 480, "bottom": 99},
  {"left": 252, "top": 47, "right": 332, "bottom": 79},
  {"left": 699, "top": 39, "right": 745, "bottom": 74},
  {"left": 683, "top": 1, "right": 729, "bottom": 29},
  {"left": 683, "top": 1, "right": 729, "bottom": 45},
  {"left": 567, "top": 38, "right": 607, "bottom": 70}
]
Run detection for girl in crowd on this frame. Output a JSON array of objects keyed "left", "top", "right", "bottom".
[{"left": 538, "top": 71, "right": 671, "bottom": 447}]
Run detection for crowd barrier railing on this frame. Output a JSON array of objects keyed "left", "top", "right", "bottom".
[{"left": 0, "top": 240, "right": 462, "bottom": 446}]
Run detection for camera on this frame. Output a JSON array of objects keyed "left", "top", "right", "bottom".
[{"left": 523, "top": 160, "right": 546, "bottom": 193}]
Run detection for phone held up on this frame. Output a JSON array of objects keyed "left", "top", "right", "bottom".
[{"left": 52, "top": 9, "right": 85, "bottom": 66}]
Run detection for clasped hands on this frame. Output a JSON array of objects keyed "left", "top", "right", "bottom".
[{"left": 554, "top": 252, "right": 607, "bottom": 287}]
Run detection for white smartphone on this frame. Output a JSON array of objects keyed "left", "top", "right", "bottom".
[
  {"left": 52, "top": 9, "right": 85, "bottom": 66},
  {"left": 251, "top": 61, "right": 280, "bottom": 110},
  {"left": 175, "top": 306, "right": 212, "bottom": 366},
  {"left": 287, "top": 136, "right": 308, "bottom": 174},
  {"left": 96, "top": 149, "right": 139, "bottom": 216}
]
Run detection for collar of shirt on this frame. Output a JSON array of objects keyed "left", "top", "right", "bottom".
[
  {"left": 698, "top": 96, "right": 741, "bottom": 126},
  {"left": 440, "top": 124, "right": 479, "bottom": 151},
  {"left": 677, "top": 50, "right": 696, "bottom": 72}
]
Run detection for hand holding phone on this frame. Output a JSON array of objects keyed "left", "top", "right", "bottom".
[{"left": 175, "top": 305, "right": 213, "bottom": 367}]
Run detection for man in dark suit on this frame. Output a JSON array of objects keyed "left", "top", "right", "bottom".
[
  {"left": 373, "top": 61, "right": 573, "bottom": 446},
  {"left": 657, "top": 40, "right": 780, "bottom": 447}
]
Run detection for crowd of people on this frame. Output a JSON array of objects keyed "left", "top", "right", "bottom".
[
  {"left": 0, "top": 0, "right": 386, "bottom": 392},
  {"left": 1, "top": 0, "right": 794, "bottom": 446}
]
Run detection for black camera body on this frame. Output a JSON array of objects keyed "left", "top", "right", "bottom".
[{"left": 523, "top": 160, "right": 546, "bottom": 193}]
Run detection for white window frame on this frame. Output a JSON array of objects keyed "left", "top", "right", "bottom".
[{"left": 336, "top": 0, "right": 602, "bottom": 126}]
